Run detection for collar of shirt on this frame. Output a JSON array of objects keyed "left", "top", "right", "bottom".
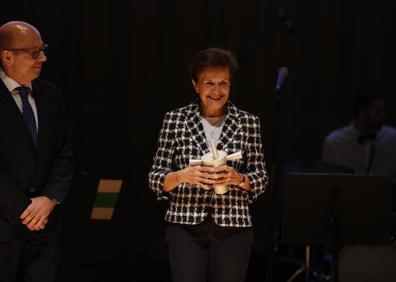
[
  {"left": 351, "top": 121, "right": 391, "bottom": 144},
  {"left": 0, "top": 68, "right": 33, "bottom": 94},
  {"left": 344, "top": 122, "right": 360, "bottom": 141}
]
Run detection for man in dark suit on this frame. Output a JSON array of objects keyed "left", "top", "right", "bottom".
[{"left": 0, "top": 21, "right": 74, "bottom": 282}]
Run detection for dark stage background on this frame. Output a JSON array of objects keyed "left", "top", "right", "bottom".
[{"left": 2, "top": 0, "right": 396, "bottom": 281}]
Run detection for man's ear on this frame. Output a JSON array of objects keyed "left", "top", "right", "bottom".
[{"left": 1, "top": 50, "right": 13, "bottom": 66}]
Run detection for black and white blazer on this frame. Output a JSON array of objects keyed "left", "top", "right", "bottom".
[{"left": 148, "top": 100, "right": 268, "bottom": 227}]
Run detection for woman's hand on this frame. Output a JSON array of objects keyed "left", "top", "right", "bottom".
[
  {"left": 177, "top": 166, "right": 218, "bottom": 190},
  {"left": 211, "top": 165, "right": 241, "bottom": 186},
  {"left": 212, "top": 165, "right": 251, "bottom": 191},
  {"left": 163, "top": 166, "right": 218, "bottom": 192}
]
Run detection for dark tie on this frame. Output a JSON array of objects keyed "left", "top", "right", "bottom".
[
  {"left": 357, "top": 131, "right": 377, "bottom": 144},
  {"left": 17, "top": 86, "right": 38, "bottom": 145},
  {"left": 357, "top": 131, "right": 377, "bottom": 173}
]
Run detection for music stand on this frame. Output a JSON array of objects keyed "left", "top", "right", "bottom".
[{"left": 280, "top": 173, "right": 392, "bottom": 282}]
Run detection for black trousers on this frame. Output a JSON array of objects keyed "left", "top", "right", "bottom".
[
  {"left": 165, "top": 216, "right": 253, "bottom": 282},
  {"left": 0, "top": 232, "right": 60, "bottom": 282}
]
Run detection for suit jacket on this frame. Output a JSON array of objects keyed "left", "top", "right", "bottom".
[
  {"left": 149, "top": 100, "right": 268, "bottom": 227},
  {"left": 0, "top": 78, "right": 74, "bottom": 242}
]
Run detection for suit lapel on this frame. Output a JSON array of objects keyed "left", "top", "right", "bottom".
[
  {"left": 31, "top": 81, "right": 43, "bottom": 133},
  {"left": 183, "top": 101, "right": 209, "bottom": 154},
  {"left": 217, "top": 102, "right": 241, "bottom": 153},
  {"left": 0, "top": 80, "right": 24, "bottom": 120},
  {"left": 32, "top": 81, "right": 50, "bottom": 152},
  {"left": 0, "top": 80, "right": 37, "bottom": 151}
]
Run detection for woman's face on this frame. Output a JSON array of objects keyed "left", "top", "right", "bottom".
[{"left": 192, "top": 67, "right": 231, "bottom": 116}]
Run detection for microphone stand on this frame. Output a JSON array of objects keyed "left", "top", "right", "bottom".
[
  {"left": 235, "top": 8, "right": 295, "bottom": 280},
  {"left": 328, "top": 185, "right": 340, "bottom": 282},
  {"left": 265, "top": 79, "right": 285, "bottom": 282}
]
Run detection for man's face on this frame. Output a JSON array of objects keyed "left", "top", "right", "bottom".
[
  {"left": 367, "top": 98, "right": 386, "bottom": 131},
  {"left": 192, "top": 67, "right": 231, "bottom": 115},
  {"left": 4, "top": 29, "right": 47, "bottom": 85}
]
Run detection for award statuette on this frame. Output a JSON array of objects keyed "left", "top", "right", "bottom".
[{"left": 190, "top": 139, "right": 242, "bottom": 194}]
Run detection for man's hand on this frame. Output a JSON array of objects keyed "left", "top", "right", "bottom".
[{"left": 20, "top": 196, "right": 56, "bottom": 231}]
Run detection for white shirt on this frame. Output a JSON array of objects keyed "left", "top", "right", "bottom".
[
  {"left": 200, "top": 115, "right": 225, "bottom": 149},
  {"left": 0, "top": 68, "right": 38, "bottom": 129},
  {"left": 322, "top": 123, "right": 396, "bottom": 183}
]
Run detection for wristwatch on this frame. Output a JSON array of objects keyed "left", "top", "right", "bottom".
[{"left": 50, "top": 198, "right": 62, "bottom": 205}]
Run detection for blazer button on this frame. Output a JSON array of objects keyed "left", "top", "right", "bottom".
[{"left": 29, "top": 187, "right": 36, "bottom": 193}]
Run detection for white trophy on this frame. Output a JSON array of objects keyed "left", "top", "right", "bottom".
[{"left": 189, "top": 139, "right": 242, "bottom": 194}]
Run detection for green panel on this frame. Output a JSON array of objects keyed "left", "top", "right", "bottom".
[{"left": 93, "top": 192, "right": 119, "bottom": 208}]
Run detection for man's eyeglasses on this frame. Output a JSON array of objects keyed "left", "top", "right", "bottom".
[{"left": 5, "top": 44, "right": 48, "bottom": 59}]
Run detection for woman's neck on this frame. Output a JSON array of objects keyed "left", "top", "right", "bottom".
[{"left": 200, "top": 106, "right": 226, "bottom": 117}]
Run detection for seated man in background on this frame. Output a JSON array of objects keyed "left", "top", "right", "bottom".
[
  {"left": 322, "top": 88, "right": 396, "bottom": 281},
  {"left": 322, "top": 88, "right": 396, "bottom": 183}
]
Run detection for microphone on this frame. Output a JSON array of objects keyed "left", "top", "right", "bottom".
[
  {"left": 275, "top": 67, "right": 289, "bottom": 91},
  {"left": 277, "top": 9, "right": 296, "bottom": 35}
]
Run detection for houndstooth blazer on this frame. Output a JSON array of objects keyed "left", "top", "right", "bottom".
[{"left": 148, "top": 100, "right": 268, "bottom": 227}]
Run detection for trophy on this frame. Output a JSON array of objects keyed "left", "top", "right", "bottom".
[{"left": 190, "top": 139, "right": 242, "bottom": 194}]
